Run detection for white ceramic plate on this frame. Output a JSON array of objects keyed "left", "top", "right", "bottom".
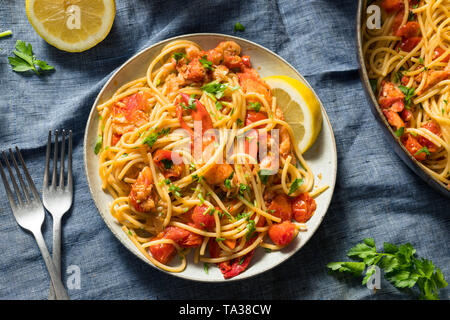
[{"left": 83, "top": 33, "right": 337, "bottom": 282}]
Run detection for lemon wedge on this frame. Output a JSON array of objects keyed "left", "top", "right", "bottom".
[
  {"left": 26, "top": 0, "right": 115, "bottom": 52},
  {"left": 264, "top": 75, "right": 323, "bottom": 153}
]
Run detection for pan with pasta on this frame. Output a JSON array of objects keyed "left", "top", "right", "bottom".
[{"left": 362, "top": 0, "right": 450, "bottom": 192}]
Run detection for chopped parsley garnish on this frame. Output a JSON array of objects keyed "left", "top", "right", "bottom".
[
  {"left": 215, "top": 101, "right": 223, "bottom": 111},
  {"left": 418, "top": 57, "right": 424, "bottom": 64},
  {"left": 369, "top": 79, "right": 377, "bottom": 94},
  {"left": 258, "top": 169, "right": 271, "bottom": 184},
  {"left": 8, "top": 40, "right": 54, "bottom": 75},
  {"left": 188, "top": 94, "right": 197, "bottom": 110},
  {"left": 168, "top": 184, "right": 182, "bottom": 197},
  {"left": 94, "top": 135, "right": 103, "bottom": 154},
  {"left": 192, "top": 174, "right": 203, "bottom": 182},
  {"left": 189, "top": 162, "right": 196, "bottom": 171},
  {"left": 394, "top": 127, "right": 404, "bottom": 137},
  {"left": 199, "top": 55, "right": 213, "bottom": 71},
  {"left": 198, "top": 193, "right": 205, "bottom": 204},
  {"left": 238, "top": 257, "right": 245, "bottom": 265},
  {"left": 246, "top": 219, "right": 256, "bottom": 240},
  {"left": 247, "top": 102, "right": 261, "bottom": 112},
  {"left": 398, "top": 85, "right": 415, "bottom": 108},
  {"left": 215, "top": 237, "right": 225, "bottom": 242},
  {"left": 415, "top": 146, "right": 430, "bottom": 157},
  {"left": 201, "top": 80, "right": 229, "bottom": 99},
  {"left": 161, "top": 158, "right": 173, "bottom": 169},
  {"left": 264, "top": 248, "right": 272, "bottom": 253},
  {"left": 288, "top": 178, "right": 304, "bottom": 195},
  {"left": 234, "top": 22, "right": 245, "bottom": 32},
  {"left": 173, "top": 52, "right": 187, "bottom": 62},
  {"left": 224, "top": 171, "right": 234, "bottom": 189},
  {"left": 142, "top": 128, "right": 170, "bottom": 148},
  {"left": 203, "top": 263, "right": 209, "bottom": 274},
  {"left": 237, "top": 118, "right": 243, "bottom": 127},
  {"left": 239, "top": 183, "right": 250, "bottom": 195}
]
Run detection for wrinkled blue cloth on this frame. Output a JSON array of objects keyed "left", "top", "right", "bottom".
[{"left": 0, "top": 0, "right": 449, "bottom": 300}]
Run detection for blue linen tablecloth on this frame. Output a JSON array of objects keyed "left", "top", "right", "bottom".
[{"left": 0, "top": 0, "right": 449, "bottom": 300}]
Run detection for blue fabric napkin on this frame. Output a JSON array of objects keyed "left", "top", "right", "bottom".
[{"left": 0, "top": 0, "right": 448, "bottom": 300}]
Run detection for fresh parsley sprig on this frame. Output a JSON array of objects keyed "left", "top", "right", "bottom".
[
  {"left": 327, "top": 238, "right": 448, "bottom": 300},
  {"left": 8, "top": 40, "right": 54, "bottom": 75}
]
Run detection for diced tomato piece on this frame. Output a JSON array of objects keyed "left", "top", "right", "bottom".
[
  {"left": 192, "top": 204, "right": 216, "bottom": 230},
  {"left": 164, "top": 226, "right": 202, "bottom": 248},
  {"left": 395, "top": 21, "right": 420, "bottom": 38},
  {"left": 402, "top": 133, "right": 427, "bottom": 161},
  {"left": 241, "top": 55, "right": 251, "bottom": 68},
  {"left": 291, "top": 192, "right": 316, "bottom": 223},
  {"left": 245, "top": 111, "right": 267, "bottom": 128},
  {"left": 153, "top": 149, "right": 185, "bottom": 180},
  {"left": 401, "top": 108, "right": 413, "bottom": 122},
  {"left": 399, "top": 37, "right": 422, "bottom": 52},
  {"left": 433, "top": 47, "right": 450, "bottom": 63},
  {"left": 267, "top": 194, "right": 292, "bottom": 221},
  {"left": 401, "top": 76, "right": 410, "bottom": 86},
  {"left": 148, "top": 234, "right": 176, "bottom": 264},
  {"left": 381, "top": 0, "right": 404, "bottom": 13},
  {"left": 112, "top": 133, "right": 121, "bottom": 146},
  {"left": 268, "top": 221, "right": 297, "bottom": 246},
  {"left": 391, "top": 9, "right": 405, "bottom": 34},
  {"left": 221, "top": 251, "right": 255, "bottom": 279},
  {"left": 417, "top": 121, "right": 441, "bottom": 153}
]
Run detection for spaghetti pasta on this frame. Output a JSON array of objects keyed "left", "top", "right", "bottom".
[
  {"left": 363, "top": 0, "right": 450, "bottom": 187},
  {"left": 95, "top": 39, "right": 323, "bottom": 278}
]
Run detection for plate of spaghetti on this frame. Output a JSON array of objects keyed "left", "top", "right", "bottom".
[
  {"left": 358, "top": 0, "right": 450, "bottom": 196},
  {"left": 83, "top": 34, "right": 337, "bottom": 281}
]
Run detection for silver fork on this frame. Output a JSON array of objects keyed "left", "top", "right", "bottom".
[
  {"left": 43, "top": 130, "right": 73, "bottom": 300},
  {"left": 0, "top": 147, "right": 69, "bottom": 300}
]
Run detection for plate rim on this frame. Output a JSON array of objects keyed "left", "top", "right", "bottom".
[{"left": 83, "top": 32, "right": 338, "bottom": 282}]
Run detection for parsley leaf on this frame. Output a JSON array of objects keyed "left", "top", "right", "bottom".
[
  {"left": 142, "top": 128, "right": 170, "bottom": 148},
  {"left": 8, "top": 40, "right": 54, "bottom": 75},
  {"left": 199, "top": 55, "right": 213, "bottom": 71},
  {"left": 414, "top": 146, "right": 430, "bottom": 157},
  {"left": 94, "top": 135, "right": 103, "bottom": 155},
  {"left": 288, "top": 178, "right": 304, "bottom": 195},
  {"left": 173, "top": 52, "right": 187, "bottom": 62},
  {"left": 247, "top": 102, "right": 261, "bottom": 112},
  {"left": 398, "top": 85, "right": 415, "bottom": 108},
  {"left": 201, "top": 80, "right": 229, "bottom": 99},
  {"left": 394, "top": 127, "right": 405, "bottom": 137},
  {"left": 234, "top": 22, "right": 245, "bottom": 32},
  {"left": 246, "top": 219, "right": 256, "bottom": 240},
  {"left": 224, "top": 171, "right": 234, "bottom": 189}
]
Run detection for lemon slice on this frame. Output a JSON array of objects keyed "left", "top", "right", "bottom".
[
  {"left": 263, "top": 75, "right": 323, "bottom": 153},
  {"left": 26, "top": 0, "right": 115, "bottom": 52}
]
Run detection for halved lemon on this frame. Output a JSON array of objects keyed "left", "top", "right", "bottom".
[
  {"left": 26, "top": 0, "right": 116, "bottom": 52},
  {"left": 264, "top": 75, "right": 323, "bottom": 153}
]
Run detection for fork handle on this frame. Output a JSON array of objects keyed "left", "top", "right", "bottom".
[
  {"left": 33, "top": 230, "right": 69, "bottom": 300},
  {"left": 48, "top": 217, "right": 62, "bottom": 300}
]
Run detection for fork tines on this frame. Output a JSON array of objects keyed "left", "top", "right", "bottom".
[
  {"left": 0, "top": 147, "right": 41, "bottom": 208},
  {"left": 43, "top": 130, "right": 73, "bottom": 190}
]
